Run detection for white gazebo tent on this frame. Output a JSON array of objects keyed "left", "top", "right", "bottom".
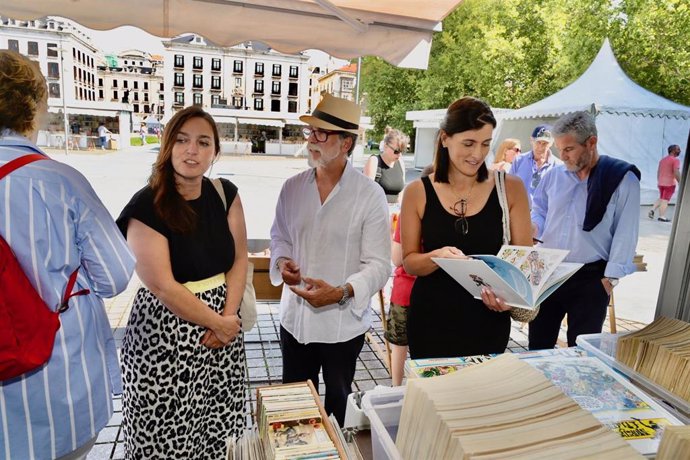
[{"left": 494, "top": 38, "right": 690, "bottom": 204}]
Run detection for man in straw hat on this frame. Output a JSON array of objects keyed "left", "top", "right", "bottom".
[{"left": 270, "top": 94, "right": 391, "bottom": 425}]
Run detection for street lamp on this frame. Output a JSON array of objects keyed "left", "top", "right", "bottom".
[{"left": 60, "top": 39, "right": 69, "bottom": 155}]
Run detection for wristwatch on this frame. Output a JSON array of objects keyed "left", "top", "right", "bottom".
[
  {"left": 337, "top": 284, "right": 351, "bottom": 305},
  {"left": 606, "top": 277, "right": 619, "bottom": 288}
]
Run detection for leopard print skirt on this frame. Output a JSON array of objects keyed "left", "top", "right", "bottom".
[{"left": 121, "top": 284, "right": 247, "bottom": 459}]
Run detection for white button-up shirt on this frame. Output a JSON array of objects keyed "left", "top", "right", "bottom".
[{"left": 270, "top": 161, "right": 391, "bottom": 344}]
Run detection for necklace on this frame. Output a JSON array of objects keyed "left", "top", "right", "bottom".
[{"left": 449, "top": 178, "right": 476, "bottom": 236}]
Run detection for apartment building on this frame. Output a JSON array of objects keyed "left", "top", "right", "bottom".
[
  {"left": 0, "top": 16, "right": 129, "bottom": 145},
  {"left": 162, "top": 34, "right": 310, "bottom": 145},
  {"left": 97, "top": 49, "right": 165, "bottom": 128},
  {"left": 312, "top": 62, "right": 357, "bottom": 106}
]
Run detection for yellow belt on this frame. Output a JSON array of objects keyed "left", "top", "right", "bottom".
[{"left": 183, "top": 273, "right": 225, "bottom": 294}]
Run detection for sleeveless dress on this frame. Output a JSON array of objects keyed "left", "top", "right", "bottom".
[
  {"left": 116, "top": 178, "right": 246, "bottom": 459},
  {"left": 407, "top": 176, "right": 511, "bottom": 359},
  {"left": 373, "top": 154, "right": 405, "bottom": 203}
]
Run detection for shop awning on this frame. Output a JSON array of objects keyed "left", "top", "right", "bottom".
[
  {"left": 237, "top": 118, "right": 284, "bottom": 128},
  {"left": 48, "top": 106, "right": 122, "bottom": 117},
  {"left": 0, "top": 0, "right": 464, "bottom": 69}
]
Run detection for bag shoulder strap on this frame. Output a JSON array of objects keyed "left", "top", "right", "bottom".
[
  {"left": 211, "top": 178, "right": 227, "bottom": 212},
  {"left": 0, "top": 154, "right": 47, "bottom": 180},
  {"left": 494, "top": 169, "right": 511, "bottom": 245}
]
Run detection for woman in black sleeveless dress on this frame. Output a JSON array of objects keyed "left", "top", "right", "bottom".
[
  {"left": 363, "top": 128, "right": 408, "bottom": 203},
  {"left": 399, "top": 97, "right": 532, "bottom": 359}
]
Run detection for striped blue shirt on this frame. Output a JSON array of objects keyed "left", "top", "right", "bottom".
[{"left": 0, "top": 133, "right": 135, "bottom": 459}]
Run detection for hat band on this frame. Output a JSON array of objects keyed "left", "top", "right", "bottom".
[{"left": 312, "top": 109, "right": 358, "bottom": 130}]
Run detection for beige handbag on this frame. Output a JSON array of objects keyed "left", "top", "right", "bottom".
[
  {"left": 494, "top": 170, "right": 540, "bottom": 323},
  {"left": 212, "top": 178, "right": 257, "bottom": 332}
]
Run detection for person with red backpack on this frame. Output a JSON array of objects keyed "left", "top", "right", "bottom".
[{"left": 0, "top": 50, "right": 135, "bottom": 460}]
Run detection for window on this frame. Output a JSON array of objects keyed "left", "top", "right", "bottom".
[
  {"left": 174, "top": 54, "right": 184, "bottom": 67},
  {"left": 47, "top": 43, "right": 58, "bottom": 57},
  {"left": 144, "top": 82, "right": 148, "bottom": 90},
  {"left": 47, "top": 62, "right": 60, "bottom": 79},
  {"left": 160, "top": 82, "right": 164, "bottom": 91},
  {"left": 113, "top": 90, "right": 118, "bottom": 100},
  {"left": 233, "top": 60, "right": 243, "bottom": 73},
  {"left": 212, "top": 58, "right": 221, "bottom": 71},
  {"left": 232, "top": 97, "right": 243, "bottom": 108},
  {"left": 254, "top": 98, "right": 263, "bottom": 110},
  {"left": 174, "top": 73, "right": 184, "bottom": 87},
  {"left": 254, "top": 80, "right": 264, "bottom": 93},
  {"left": 193, "top": 74, "right": 203, "bottom": 88},
  {"left": 272, "top": 64, "right": 281, "bottom": 77},
  {"left": 288, "top": 100, "right": 297, "bottom": 113},
  {"left": 193, "top": 56, "right": 203, "bottom": 69},
  {"left": 113, "top": 80, "right": 118, "bottom": 88},
  {"left": 193, "top": 93, "right": 203, "bottom": 106},
  {"left": 288, "top": 82, "right": 298, "bottom": 96},
  {"left": 271, "top": 99, "right": 281, "bottom": 112},
  {"left": 289, "top": 66, "right": 298, "bottom": 78},
  {"left": 134, "top": 92, "right": 139, "bottom": 101},
  {"left": 123, "top": 80, "right": 128, "bottom": 88},
  {"left": 342, "top": 78, "right": 354, "bottom": 90},
  {"left": 98, "top": 89, "right": 103, "bottom": 99},
  {"left": 144, "top": 93, "right": 149, "bottom": 102},
  {"left": 235, "top": 77, "right": 242, "bottom": 87},
  {"left": 211, "top": 76, "right": 221, "bottom": 89},
  {"left": 255, "top": 62, "right": 264, "bottom": 75},
  {"left": 49, "top": 83, "right": 61, "bottom": 98},
  {"left": 134, "top": 81, "right": 139, "bottom": 89},
  {"left": 272, "top": 81, "right": 281, "bottom": 95},
  {"left": 98, "top": 78, "right": 103, "bottom": 86},
  {"left": 8, "top": 40, "right": 18, "bottom": 52},
  {"left": 133, "top": 104, "right": 140, "bottom": 113},
  {"left": 211, "top": 95, "right": 220, "bottom": 106},
  {"left": 174, "top": 92, "right": 184, "bottom": 105},
  {"left": 27, "top": 41, "right": 39, "bottom": 56},
  {"left": 144, "top": 105, "right": 150, "bottom": 113}
]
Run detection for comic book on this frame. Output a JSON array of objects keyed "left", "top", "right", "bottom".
[{"left": 432, "top": 245, "right": 583, "bottom": 309}]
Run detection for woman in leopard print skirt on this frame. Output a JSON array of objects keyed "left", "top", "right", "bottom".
[{"left": 116, "top": 106, "right": 248, "bottom": 459}]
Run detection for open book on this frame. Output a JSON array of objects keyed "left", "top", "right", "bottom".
[{"left": 432, "top": 245, "right": 582, "bottom": 310}]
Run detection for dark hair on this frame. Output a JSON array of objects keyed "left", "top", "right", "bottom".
[
  {"left": 668, "top": 144, "right": 680, "bottom": 155},
  {"left": 149, "top": 106, "right": 220, "bottom": 233},
  {"left": 0, "top": 50, "right": 46, "bottom": 135},
  {"left": 338, "top": 132, "right": 358, "bottom": 156},
  {"left": 433, "top": 97, "right": 496, "bottom": 183}
]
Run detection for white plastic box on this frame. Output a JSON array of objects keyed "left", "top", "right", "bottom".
[
  {"left": 361, "top": 386, "right": 405, "bottom": 460},
  {"left": 577, "top": 332, "right": 690, "bottom": 422}
]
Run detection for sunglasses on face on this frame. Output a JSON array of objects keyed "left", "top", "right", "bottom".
[
  {"left": 303, "top": 127, "right": 338, "bottom": 143},
  {"left": 386, "top": 143, "right": 402, "bottom": 154},
  {"left": 511, "top": 147, "right": 521, "bottom": 152}
]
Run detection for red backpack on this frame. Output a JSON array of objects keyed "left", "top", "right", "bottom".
[{"left": 0, "top": 154, "right": 89, "bottom": 381}]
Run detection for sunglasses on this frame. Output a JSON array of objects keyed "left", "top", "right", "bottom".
[
  {"left": 531, "top": 171, "right": 541, "bottom": 189},
  {"left": 510, "top": 147, "right": 521, "bottom": 152},
  {"left": 386, "top": 143, "right": 403, "bottom": 154},
  {"left": 452, "top": 199, "right": 469, "bottom": 236}
]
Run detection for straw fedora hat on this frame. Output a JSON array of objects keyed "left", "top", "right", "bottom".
[{"left": 300, "top": 93, "right": 361, "bottom": 134}]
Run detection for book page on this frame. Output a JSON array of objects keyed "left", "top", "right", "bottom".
[{"left": 495, "top": 245, "right": 569, "bottom": 298}]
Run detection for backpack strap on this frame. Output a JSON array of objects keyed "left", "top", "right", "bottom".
[
  {"left": 494, "top": 169, "right": 511, "bottom": 245},
  {"left": 0, "top": 153, "right": 47, "bottom": 180},
  {"left": 0, "top": 153, "right": 88, "bottom": 313},
  {"left": 211, "top": 178, "right": 227, "bottom": 212}
]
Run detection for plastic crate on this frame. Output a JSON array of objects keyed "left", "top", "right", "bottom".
[
  {"left": 577, "top": 333, "right": 690, "bottom": 422},
  {"left": 361, "top": 386, "right": 405, "bottom": 460}
]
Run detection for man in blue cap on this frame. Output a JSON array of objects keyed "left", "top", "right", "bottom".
[{"left": 511, "top": 124, "right": 562, "bottom": 204}]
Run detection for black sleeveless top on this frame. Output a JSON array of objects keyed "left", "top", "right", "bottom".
[
  {"left": 373, "top": 155, "right": 405, "bottom": 203},
  {"left": 407, "top": 176, "right": 511, "bottom": 359},
  {"left": 116, "top": 177, "right": 237, "bottom": 283}
]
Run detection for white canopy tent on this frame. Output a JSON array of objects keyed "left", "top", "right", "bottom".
[
  {"left": 493, "top": 39, "right": 690, "bottom": 204},
  {"left": 0, "top": 0, "right": 463, "bottom": 69}
]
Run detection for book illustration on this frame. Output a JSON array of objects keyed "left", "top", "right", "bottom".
[
  {"left": 530, "top": 359, "right": 651, "bottom": 412},
  {"left": 406, "top": 355, "right": 497, "bottom": 378},
  {"left": 606, "top": 418, "right": 670, "bottom": 441},
  {"left": 268, "top": 418, "right": 331, "bottom": 449},
  {"left": 417, "top": 365, "right": 459, "bottom": 378},
  {"left": 432, "top": 245, "right": 582, "bottom": 310}
]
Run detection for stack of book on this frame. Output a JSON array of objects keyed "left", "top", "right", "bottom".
[
  {"left": 257, "top": 382, "right": 343, "bottom": 459},
  {"left": 656, "top": 425, "right": 690, "bottom": 460},
  {"left": 616, "top": 317, "right": 690, "bottom": 403},
  {"left": 228, "top": 381, "right": 346, "bottom": 460},
  {"left": 395, "top": 354, "right": 643, "bottom": 459}
]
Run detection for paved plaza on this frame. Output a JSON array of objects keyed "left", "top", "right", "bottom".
[{"left": 41, "top": 145, "right": 673, "bottom": 459}]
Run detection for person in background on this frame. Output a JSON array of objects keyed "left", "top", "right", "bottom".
[
  {"left": 117, "top": 106, "right": 248, "bottom": 458},
  {"left": 491, "top": 138, "right": 521, "bottom": 173},
  {"left": 363, "top": 128, "right": 409, "bottom": 204},
  {"left": 511, "top": 124, "right": 562, "bottom": 203},
  {"left": 0, "top": 50, "right": 134, "bottom": 460},
  {"left": 649, "top": 144, "right": 682, "bottom": 222},
  {"left": 529, "top": 111, "right": 640, "bottom": 349},
  {"left": 97, "top": 121, "right": 111, "bottom": 150},
  {"left": 270, "top": 94, "right": 390, "bottom": 426},
  {"left": 400, "top": 96, "right": 532, "bottom": 359}
]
